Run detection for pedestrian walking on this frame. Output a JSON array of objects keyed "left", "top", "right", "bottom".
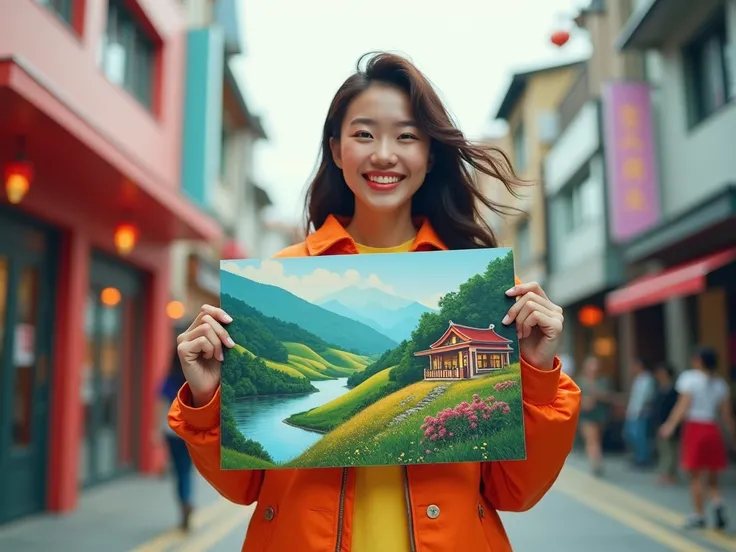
[
  {"left": 624, "top": 358, "right": 656, "bottom": 467},
  {"left": 168, "top": 51, "right": 581, "bottom": 552},
  {"left": 652, "top": 362, "right": 679, "bottom": 485},
  {"left": 577, "top": 356, "right": 612, "bottom": 476},
  {"left": 659, "top": 346, "right": 736, "bottom": 530},
  {"left": 159, "top": 344, "right": 195, "bottom": 531}
]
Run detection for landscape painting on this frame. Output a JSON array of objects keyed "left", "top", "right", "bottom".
[{"left": 219, "top": 248, "right": 525, "bottom": 470}]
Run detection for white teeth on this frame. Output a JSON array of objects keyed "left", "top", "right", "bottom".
[{"left": 367, "top": 175, "right": 402, "bottom": 184}]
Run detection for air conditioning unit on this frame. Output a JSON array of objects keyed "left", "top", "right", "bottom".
[{"left": 538, "top": 110, "right": 560, "bottom": 145}]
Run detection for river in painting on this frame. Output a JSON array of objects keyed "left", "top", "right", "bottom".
[{"left": 230, "top": 378, "right": 350, "bottom": 463}]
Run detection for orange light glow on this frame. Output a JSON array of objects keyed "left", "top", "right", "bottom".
[
  {"left": 114, "top": 223, "right": 139, "bottom": 255},
  {"left": 578, "top": 305, "right": 604, "bottom": 327},
  {"left": 167, "top": 300, "right": 185, "bottom": 320},
  {"left": 5, "top": 161, "right": 33, "bottom": 204},
  {"left": 100, "top": 287, "right": 122, "bottom": 306}
]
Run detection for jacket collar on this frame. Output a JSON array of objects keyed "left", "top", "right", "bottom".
[{"left": 305, "top": 214, "right": 447, "bottom": 256}]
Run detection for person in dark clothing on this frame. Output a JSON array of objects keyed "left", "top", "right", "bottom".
[
  {"left": 159, "top": 343, "right": 195, "bottom": 530},
  {"left": 653, "top": 362, "right": 679, "bottom": 485}
]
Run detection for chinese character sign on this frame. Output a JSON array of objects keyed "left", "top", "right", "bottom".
[{"left": 602, "top": 81, "right": 661, "bottom": 242}]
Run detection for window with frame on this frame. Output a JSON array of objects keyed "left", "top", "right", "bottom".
[
  {"left": 100, "top": 0, "right": 156, "bottom": 109},
  {"left": 36, "top": 0, "right": 73, "bottom": 25},
  {"left": 683, "top": 9, "right": 732, "bottom": 126},
  {"left": 561, "top": 165, "right": 601, "bottom": 233},
  {"left": 512, "top": 121, "right": 527, "bottom": 172}
]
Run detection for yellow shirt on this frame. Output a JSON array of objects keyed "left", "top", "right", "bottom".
[{"left": 352, "top": 238, "right": 414, "bottom": 552}]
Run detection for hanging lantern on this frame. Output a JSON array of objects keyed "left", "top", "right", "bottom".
[
  {"left": 166, "top": 300, "right": 185, "bottom": 320},
  {"left": 578, "top": 305, "right": 604, "bottom": 327},
  {"left": 100, "top": 287, "right": 122, "bottom": 307},
  {"left": 5, "top": 160, "right": 33, "bottom": 204},
  {"left": 550, "top": 30, "right": 570, "bottom": 47},
  {"left": 114, "top": 222, "right": 139, "bottom": 255}
]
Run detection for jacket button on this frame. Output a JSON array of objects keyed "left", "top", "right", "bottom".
[
  {"left": 426, "top": 505, "right": 440, "bottom": 519},
  {"left": 264, "top": 507, "right": 275, "bottom": 521},
  {"left": 478, "top": 504, "right": 485, "bottom": 518}
]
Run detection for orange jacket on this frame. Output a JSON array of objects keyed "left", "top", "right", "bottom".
[{"left": 169, "top": 214, "right": 581, "bottom": 552}]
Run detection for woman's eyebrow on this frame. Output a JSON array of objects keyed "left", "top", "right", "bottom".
[{"left": 348, "top": 117, "right": 417, "bottom": 127}]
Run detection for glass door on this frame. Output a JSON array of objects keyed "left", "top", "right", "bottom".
[
  {"left": 0, "top": 213, "right": 54, "bottom": 524},
  {"left": 79, "top": 253, "right": 142, "bottom": 488}
]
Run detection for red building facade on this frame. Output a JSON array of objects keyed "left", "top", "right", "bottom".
[{"left": 0, "top": 0, "right": 221, "bottom": 524}]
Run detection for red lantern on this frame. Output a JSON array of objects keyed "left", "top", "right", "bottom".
[
  {"left": 4, "top": 160, "right": 33, "bottom": 204},
  {"left": 114, "top": 222, "right": 139, "bottom": 255},
  {"left": 578, "top": 305, "right": 603, "bottom": 327},
  {"left": 550, "top": 30, "right": 570, "bottom": 47}
]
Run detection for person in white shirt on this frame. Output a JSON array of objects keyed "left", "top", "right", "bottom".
[{"left": 660, "top": 346, "right": 735, "bottom": 531}]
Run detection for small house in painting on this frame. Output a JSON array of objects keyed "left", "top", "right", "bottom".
[{"left": 414, "top": 321, "right": 513, "bottom": 380}]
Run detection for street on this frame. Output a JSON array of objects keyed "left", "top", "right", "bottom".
[{"left": 1, "top": 453, "right": 734, "bottom": 552}]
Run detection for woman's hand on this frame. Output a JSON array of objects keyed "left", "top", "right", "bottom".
[
  {"left": 177, "top": 304, "right": 235, "bottom": 407},
  {"left": 502, "top": 282, "right": 564, "bottom": 371}
]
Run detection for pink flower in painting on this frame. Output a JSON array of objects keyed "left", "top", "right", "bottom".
[
  {"left": 494, "top": 380, "right": 518, "bottom": 392},
  {"left": 417, "top": 386, "right": 515, "bottom": 447}
]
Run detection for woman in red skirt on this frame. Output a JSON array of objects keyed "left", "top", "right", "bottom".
[{"left": 659, "top": 346, "right": 735, "bottom": 530}]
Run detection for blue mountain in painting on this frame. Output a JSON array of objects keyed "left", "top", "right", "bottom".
[
  {"left": 317, "top": 287, "right": 437, "bottom": 342},
  {"left": 220, "top": 270, "right": 398, "bottom": 355}
]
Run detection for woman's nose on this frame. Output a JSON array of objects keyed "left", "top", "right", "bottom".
[{"left": 372, "top": 140, "right": 398, "bottom": 166}]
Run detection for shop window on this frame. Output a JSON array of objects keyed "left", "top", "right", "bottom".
[
  {"left": 100, "top": 0, "right": 157, "bottom": 109},
  {"left": 561, "top": 163, "right": 602, "bottom": 233},
  {"left": 683, "top": 9, "right": 733, "bottom": 127},
  {"left": 36, "top": 0, "right": 74, "bottom": 26}
]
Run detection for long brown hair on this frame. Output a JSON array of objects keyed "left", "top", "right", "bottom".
[{"left": 304, "top": 51, "right": 527, "bottom": 249}]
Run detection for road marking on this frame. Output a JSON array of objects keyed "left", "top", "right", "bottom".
[
  {"left": 561, "top": 467, "right": 736, "bottom": 551},
  {"left": 128, "top": 499, "right": 233, "bottom": 552},
  {"left": 176, "top": 505, "right": 254, "bottom": 552},
  {"left": 555, "top": 478, "right": 711, "bottom": 551}
]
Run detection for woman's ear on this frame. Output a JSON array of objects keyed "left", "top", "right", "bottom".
[
  {"left": 427, "top": 152, "right": 435, "bottom": 173},
  {"left": 329, "top": 137, "right": 343, "bottom": 169}
]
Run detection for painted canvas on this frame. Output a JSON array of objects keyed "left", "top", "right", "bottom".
[{"left": 219, "top": 248, "right": 525, "bottom": 470}]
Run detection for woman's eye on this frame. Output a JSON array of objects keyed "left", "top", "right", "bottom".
[
  {"left": 353, "top": 131, "right": 372, "bottom": 138},
  {"left": 399, "top": 133, "right": 418, "bottom": 140}
]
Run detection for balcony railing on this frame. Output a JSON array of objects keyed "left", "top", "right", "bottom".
[
  {"left": 558, "top": 65, "right": 590, "bottom": 135},
  {"left": 424, "top": 368, "right": 463, "bottom": 379}
]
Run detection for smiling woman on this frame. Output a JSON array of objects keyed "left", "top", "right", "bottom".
[{"left": 169, "top": 51, "right": 579, "bottom": 552}]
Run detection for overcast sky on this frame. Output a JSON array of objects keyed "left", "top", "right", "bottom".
[{"left": 231, "top": 0, "right": 592, "bottom": 224}]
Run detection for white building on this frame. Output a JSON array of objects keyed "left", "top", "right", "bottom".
[
  {"left": 606, "top": 0, "right": 736, "bottom": 379},
  {"left": 171, "top": 0, "right": 273, "bottom": 319}
]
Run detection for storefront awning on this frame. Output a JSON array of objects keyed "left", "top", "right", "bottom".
[
  {"left": 0, "top": 56, "right": 222, "bottom": 244},
  {"left": 605, "top": 247, "right": 736, "bottom": 316}
]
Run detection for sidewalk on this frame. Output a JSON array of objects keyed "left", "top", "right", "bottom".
[
  {"left": 0, "top": 471, "right": 252, "bottom": 552},
  {"left": 565, "top": 450, "right": 736, "bottom": 525}
]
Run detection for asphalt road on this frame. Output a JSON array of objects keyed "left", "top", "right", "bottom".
[
  {"left": 2, "top": 457, "right": 734, "bottom": 552},
  {"left": 181, "top": 466, "right": 736, "bottom": 552}
]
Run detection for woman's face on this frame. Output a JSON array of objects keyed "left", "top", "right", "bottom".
[{"left": 330, "top": 84, "right": 432, "bottom": 216}]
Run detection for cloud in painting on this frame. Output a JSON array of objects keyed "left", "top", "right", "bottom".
[{"left": 222, "top": 260, "right": 397, "bottom": 302}]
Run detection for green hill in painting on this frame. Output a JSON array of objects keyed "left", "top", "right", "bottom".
[
  {"left": 221, "top": 270, "right": 398, "bottom": 355},
  {"left": 232, "top": 342, "right": 371, "bottom": 383},
  {"left": 286, "top": 365, "right": 523, "bottom": 469}
]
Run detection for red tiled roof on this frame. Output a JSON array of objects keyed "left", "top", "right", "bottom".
[{"left": 452, "top": 323, "right": 511, "bottom": 344}]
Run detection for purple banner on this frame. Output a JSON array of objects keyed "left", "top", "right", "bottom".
[{"left": 602, "top": 81, "right": 661, "bottom": 242}]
